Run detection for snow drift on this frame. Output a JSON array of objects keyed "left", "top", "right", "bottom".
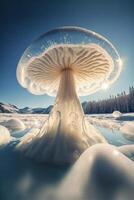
[
  {"left": 54, "top": 144, "right": 134, "bottom": 200},
  {"left": 0, "top": 125, "right": 11, "bottom": 145},
  {"left": 1, "top": 118, "right": 25, "bottom": 132},
  {"left": 120, "top": 122, "right": 134, "bottom": 141}
]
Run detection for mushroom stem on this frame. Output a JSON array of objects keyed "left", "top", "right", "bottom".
[
  {"left": 53, "top": 68, "right": 84, "bottom": 118},
  {"left": 17, "top": 68, "right": 107, "bottom": 164}
]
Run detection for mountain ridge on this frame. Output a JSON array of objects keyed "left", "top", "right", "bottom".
[{"left": 0, "top": 102, "right": 53, "bottom": 114}]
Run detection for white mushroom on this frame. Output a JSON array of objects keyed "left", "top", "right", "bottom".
[{"left": 16, "top": 27, "right": 122, "bottom": 164}]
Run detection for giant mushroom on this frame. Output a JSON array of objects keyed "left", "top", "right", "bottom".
[{"left": 16, "top": 27, "right": 122, "bottom": 164}]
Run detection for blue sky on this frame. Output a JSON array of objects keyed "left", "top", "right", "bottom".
[{"left": 1, "top": 0, "right": 134, "bottom": 108}]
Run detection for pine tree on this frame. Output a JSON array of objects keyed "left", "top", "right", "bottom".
[{"left": 82, "top": 86, "right": 134, "bottom": 114}]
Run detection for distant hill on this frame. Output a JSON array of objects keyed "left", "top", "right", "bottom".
[
  {"left": 0, "top": 102, "right": 20, "bottom": 113},
  {"left": 0, "top": 102, "right": 53, "bottom": 114}
]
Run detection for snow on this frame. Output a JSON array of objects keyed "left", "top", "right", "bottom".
[
  {"left": 0, "top": 125, "right": 11, "bottom": 145},
  {"left": 88, "top": 115, "right": 121, "bottom": 130},
  {"left": 120, "top": 122, "right": 134, "bottom": 141},
  {"left": 0, "top": 113, "right": 133, "bottom": 200},
  {"left": 54, "top": 144, "right": 134, "bottom": 200},
  {"left": 18, "top": 128, "right": 40, "bottom": 144},
  {"left": 118, "top": 145, "right": 134, "bottom": 160},
  {"left": 120, "top": 121, "right": 134, "bottom": 134},
  {"left": 0, "top": 103, "right": 19, "bottom": 113},
  {"left": 112, "top": 110, "right": 122, "bottom": 118}
]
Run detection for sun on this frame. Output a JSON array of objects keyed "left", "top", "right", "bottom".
[
  {"left": 101, "top": 82, "right": 109, "bottom": 90},
  {"left": 117, "top": 58, "right": 123, "bottom": 67}
]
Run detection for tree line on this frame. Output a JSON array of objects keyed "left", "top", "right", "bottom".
[{"left": 82, "top": 86, "right": 134, "bottom": 114}]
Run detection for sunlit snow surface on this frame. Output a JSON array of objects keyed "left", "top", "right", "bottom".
[
  {"left": 0, "top": 125, "right": 11, "bottom": 145},
  {"left": 0, "top": 113, "right": 134, "bottom": 200}
]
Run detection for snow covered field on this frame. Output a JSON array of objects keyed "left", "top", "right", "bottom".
[
  {"left": 0, "top": 113, "right": 134, "bottom": 200},
  {"left": 88, "top": 113, "right": 134, "bottom": 145}
]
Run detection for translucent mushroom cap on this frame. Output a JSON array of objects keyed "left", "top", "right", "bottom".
[{"left": 17, "top": 26, "right": 122, "bottom": 96}]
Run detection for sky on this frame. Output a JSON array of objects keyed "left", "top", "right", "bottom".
[{"left": 1, "top": 0, "right": 134, "bottom": 108}]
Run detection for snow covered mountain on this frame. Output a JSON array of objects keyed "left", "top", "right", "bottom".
[
  {"left": 0, "top": 102, "right": 53, "bottom": 114},
  {"left": 0, "top": 102, "right": 20, "bottom": 113}
]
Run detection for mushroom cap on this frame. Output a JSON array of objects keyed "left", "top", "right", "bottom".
[{"left": 17, "top": 26, "right": 122, "bottom": 96}]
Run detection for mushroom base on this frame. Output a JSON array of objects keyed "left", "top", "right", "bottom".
[{"left": 17, "top": 69, "right": 106, "bottom": 164}]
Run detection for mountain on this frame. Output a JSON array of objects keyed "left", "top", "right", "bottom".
[
  {"left": 20, "top": 105, "right": 53, "bottom": 114},
  {"left": 19, "top": 107, "right": 33, "bottom": 114},
  {"left": 0, "top": 102, "right": 20, "bottom": 113},
  {"left": 0, "top": 102, "right": 53, "bottom": 114}
]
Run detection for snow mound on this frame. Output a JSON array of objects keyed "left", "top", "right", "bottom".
[
  {"left": 112, "top": 110, "right": 122, "bottom": 118},
  {"left": 120, "top": 122, "right": 134, "bottom": 141},
  {"left": 88, "top": 117, "right": 120, "bottom": 130},
  {"left": 55, "top": 144, "right": 134, "bottom": 200},
  {"left": 1, "top": 118, "right": 25, "bottom": 132},
  {"left": 11, "top": 128, "right": 30, "bottom": 138},
  {"left": 118, "top": 145, "right": 134, "bottom": 161},
  {"left": 0, "top": 125, "right": 11, "bottom": 145}
]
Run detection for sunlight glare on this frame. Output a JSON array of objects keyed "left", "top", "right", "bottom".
[{"left": 101, "top": 82, "right": 109, "bottom": 90}]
